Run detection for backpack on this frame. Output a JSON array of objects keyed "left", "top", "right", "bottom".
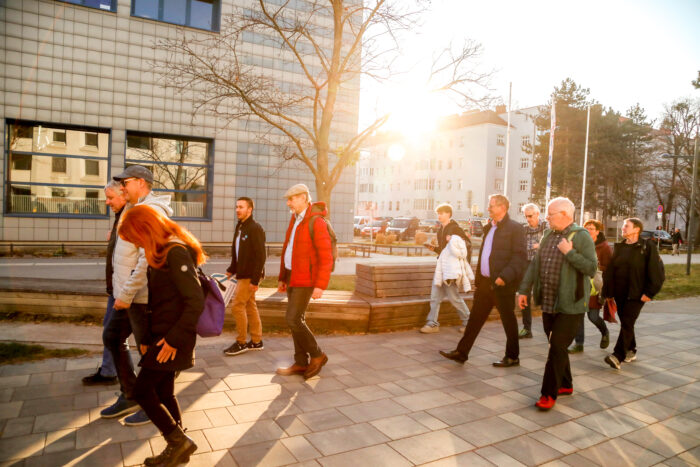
[
  {"left": 641, "top": 238, "right": 666, "bottom": 285},
  {"left": 308, "top": 213, "right": 338, "bottom": 272},
  {"left": 195, "top": 267, "right": 227, "bottom": 337}
]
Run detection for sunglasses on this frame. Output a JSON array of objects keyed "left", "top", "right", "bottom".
[{"left": 120, "top": 177, "right": 136, "bottom": 187}]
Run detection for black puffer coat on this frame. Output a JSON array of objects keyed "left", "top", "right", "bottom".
[{"left": 140, "top": 244, "right": 204, "bottom": 372}]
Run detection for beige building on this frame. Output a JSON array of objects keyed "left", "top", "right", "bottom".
[{"left": 1, "top": 0, "right": 358, "bottom": 242}]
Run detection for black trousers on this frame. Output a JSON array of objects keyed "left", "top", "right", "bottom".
[
  {"left": 132, "top": 368, "right": 180, "bottom": 436},
  {"left": 285, "top": 271, "right": 322, "bottom": 366},
  {"left": 541, "top": 312, "right": 583, "bottom": 399},
  {"left": 612, "top": 296, "right": 644, "bottom": 362},
  {"left": 102, "top": 303, "right": 148, "bottom": 399},
  {"left": 456, "top": 277, "right": 519, "bottom": 360}
]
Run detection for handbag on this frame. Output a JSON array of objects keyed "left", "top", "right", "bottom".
[
  {"left": 195, "top": 268, "right": 227, "bottom": 337},
  {"left": 603, "top": 298, "right": 618, "bottom": 323}
]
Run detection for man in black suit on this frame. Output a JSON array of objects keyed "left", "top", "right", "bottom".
[{"left": 439, "top": 194, "right": 527, "bottom": 367}]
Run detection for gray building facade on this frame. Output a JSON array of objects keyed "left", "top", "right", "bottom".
[{"left": 1, "top": 0, "right": 358, "bottom": 243}]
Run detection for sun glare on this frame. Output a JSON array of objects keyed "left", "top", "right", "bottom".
[
  {"left": 387, "top": 143, "right": 406, "bottom": 161},
  {"left": 381, "top": 85, "right": 446, "bottom": 137}
]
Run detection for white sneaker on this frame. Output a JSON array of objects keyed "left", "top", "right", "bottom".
[
  {"left": 420, "top": 324, "right": 439, "bottom": 333},
  {"left": 624, "top": 351, "right": 637, "bottom": 362}
]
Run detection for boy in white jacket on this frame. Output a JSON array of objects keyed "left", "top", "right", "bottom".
[{"left": 422, "top": 204, "right": 474, "bottom": 333}]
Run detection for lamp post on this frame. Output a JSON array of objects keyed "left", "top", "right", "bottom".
[{"left": 662, "top": 136, "right": 699, "bottom": 275}]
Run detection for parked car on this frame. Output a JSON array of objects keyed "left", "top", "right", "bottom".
[
  {"left": 360, "top": 220, "right": 390, "bottom": 238},
  {"left": 641, "top": 229, "right": 673, "bottom": 250},
  {"left": 386, "top": 217, "right": 420, "bottom": 241},
  {"left": 354, "top": 216, "right": 370, "bottom": 235},
  {"left": 419, "top": 219, "right": 441, "bottom": 233},
  {"left": 457, "top": 219, "right": 484, "bottom": 237}
]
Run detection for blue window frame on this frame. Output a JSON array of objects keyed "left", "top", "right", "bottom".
[
  {"left": 131, "top": 0, "right": 220, "bottom": 32},
  {"left": 125, "top": 131, "right": 213, "bottom": 220},
  {"left": 4, "top": 120, "right": 111, "bottom": 218},
  {"left": 56, "top": 0, "right": 117, "bottom": 12}
]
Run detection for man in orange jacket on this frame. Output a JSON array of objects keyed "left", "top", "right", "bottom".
[{"left": 276, "top": 184, "right": 333, "bottom": 379}]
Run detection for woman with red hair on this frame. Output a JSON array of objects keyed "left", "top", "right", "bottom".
[{"left": 118, "top": 204, "right": 205, "bottom": 466}]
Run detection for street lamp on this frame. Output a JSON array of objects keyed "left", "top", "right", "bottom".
[{"left": 662, "top": 136, "right": 699, "bottom": 276}]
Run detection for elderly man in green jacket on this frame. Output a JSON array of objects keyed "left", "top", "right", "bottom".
[{"left": 517, "top": 197, "right": 597, "bottom": 410}]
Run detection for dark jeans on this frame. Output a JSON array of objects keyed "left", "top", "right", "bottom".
[
  {"left": 103, "top": 303, "right": 148, "bottom": 399},
  {"left": 99, "top": 295, "right": 117, "bottom": 377},
  {"left": 612, "top": 297, "right": 644, "bottom": 361},
  {"left": 574, "top": 308, "right": 609, "bottom": 345},
  {"left": 521, "top": 287, "right": 532, "bottom": 331},
  {"left": 132, "top": 368, "right": 180, "bottom": 436},
  {"left": 456, "top": 277, "right": 519, "bottom": 360},
  {"left": 541, "top": 312, "right": 583, "bottom": 399},
  {"left": 286, "top": 285, "right": 323, "bottom": 366}
]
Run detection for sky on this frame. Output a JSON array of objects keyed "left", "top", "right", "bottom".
[{"left": 359, "top": 0, "right": 700, "bottom": 133}]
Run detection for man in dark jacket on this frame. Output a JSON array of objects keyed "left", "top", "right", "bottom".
[
  {"left": 276, "top": 184, "right": 333, "bottom": 379},
  {"left": 421, "top": 203, "right": 471, "bottom": 333},
  {"left": 82, "top": 181, "right": 125, "bottom": 386},
  {"left": 671, "top": 228, "right": 682, "bottom": 256},
  {"left": 439, "top": 194, "right": 527, "bottom": 367},
  {"left": 224, "top": 197, "right": 267, "bottom": 356}
]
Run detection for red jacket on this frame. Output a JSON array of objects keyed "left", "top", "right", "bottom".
[{"left": 278, "top": 202, "right": 333, "bottom": 289}]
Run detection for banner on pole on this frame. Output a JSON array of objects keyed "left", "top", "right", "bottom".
[{"left": 545, "top": 102, "right": 556, "bottom": 205}]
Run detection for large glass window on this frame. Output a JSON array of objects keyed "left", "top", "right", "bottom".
[
  {"left": 5, "top": 121, "right": 110, "bottom": 217},
  {"left": 131, "top": 0, "right": 220, "bottom": 32},
  {"left": 125, "top": 131, "right": 212, "bottom": 219},
  {"left": 57, "top": 0, "right": 117, "bottom": 12}
]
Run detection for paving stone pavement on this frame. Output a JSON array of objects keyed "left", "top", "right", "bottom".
[{"left": 0, "top": 298, "right": 699, "bottom": 466}]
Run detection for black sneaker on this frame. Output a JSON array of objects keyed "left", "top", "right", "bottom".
[
  {"left": 82, "top": 367, "right": 118, "bottom": 386},
  {"left": 224, "top": 342, "right": 248, "bottom": 356},
  {"left": 247, "top": 340, "right": 264, "bottom": 351}
]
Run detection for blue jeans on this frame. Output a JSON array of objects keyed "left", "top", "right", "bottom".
[
  {"left": 100, "top": 295, "right": 118, "bottom": 377},
  {"left": 426, "top": 281, "right": 470, "bottom": 326},
  {"left": 574, "top": 308, "right": 609, "bottom": 345}
]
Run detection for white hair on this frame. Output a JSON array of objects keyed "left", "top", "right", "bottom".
[
  {"left": 522, "top": 203, "right": 540, "bottom": 214},
  {"left": 104, "top": 180, "right": 121, "bottom": 192},
  {"left": 547, "top": 197, "right": 575, "bottom": 218}
]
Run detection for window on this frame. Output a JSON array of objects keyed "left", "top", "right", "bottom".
[
  {"left": 458, "top": 179, "right": 463, "bottom": 190},
  {"left": 57, "top": 0, "right": 117, "bottom": 12},
  {"left": 495, "top": 179, "right": 503, "bottom": 191},
  {"left": 132, "top": 0, "right": 221, "bottom": 32},
  {"left": 497, "top": 135, "right": 505, "bottom": 146},
  {"left": 457, "top": 200, "right": 462, "bottom": 210},
  {"left": 447, "top": 180, "right": 452, "bottom": 190},
  {"left": 466, "top": 190, "right": 473, "bottom": 208},
  {"left": 522, "top": 135, "right": 530, "bottom": 146},
  {"left": 436, "top": 181, "right": 441, "bottom": 191},
  {"left": 52, "top": 157, "right": 67, "bottom": 173},
  {"left": 518, "top": 202, "right": 525, "bottom": 212},
  {"left": 6, "top": 121, "right": 110, "bottom": 217},
  {"left": 53, "top": 131, "right": 66, "bottom": 144},
  {"left": 85, "top": 133, "right": 98, "bottom": 148},
  {"left": 520, "top": 157, "right": 530, "bottom": 169},
  {"left": 496, "top": 156, "right": 504, "bottom": 168},
  {"left": 519, "top": 179, "right": 528, "bottom": 192},
  {"left": 448, "top": 160, "right": 452, "bottom": 170},
  {"left": 388, "top": 201, "right": 392, "bottom": 211},
  {"left": 85, "top": 160, "right": 100, "bottom": 176},
  {"left": 126, "top": 131, "right": 213, "bottom": 219}
]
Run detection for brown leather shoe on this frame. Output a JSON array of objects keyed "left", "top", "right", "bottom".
[
  {"left": 303, "top": 353, "right": 328, "bottom": 379},
  {"left": 276, "top": 364, "right": 308, "bottom": 376}
]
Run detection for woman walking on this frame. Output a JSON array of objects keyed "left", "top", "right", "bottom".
[
  {"left": 568, "top": 219, "right": 613, "bottom": 353},
  {"left": 602, "top": 218, "right": 664, "bottom": 369},
  {"left": 118, "top": 205, "right": 205, "bottom": 466}
]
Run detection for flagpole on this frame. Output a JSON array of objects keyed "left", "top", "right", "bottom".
[
  {"left": 580, "top": 105, "right": 591, "bottom": 225},
  {"left": 545, "top": 99, "right": 556, "bottom": 207},
  {"left": 504, "top": 82, "right": 512, "bottom": 198}
]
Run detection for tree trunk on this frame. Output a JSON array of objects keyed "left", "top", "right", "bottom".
[{"left": 316, "top": 178, "right": 332, "bottom": 218}]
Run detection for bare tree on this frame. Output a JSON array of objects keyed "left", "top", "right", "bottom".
[{"left": 152, "top": 0, "right": 491, "bottom": 214}]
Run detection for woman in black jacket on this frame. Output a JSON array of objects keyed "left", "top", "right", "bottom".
[
  {"left": 602, "top": 218, "right": 664, "bottom": 370},
  {"left": 119, "top": 205, "right": 205, "bottom": 466}
]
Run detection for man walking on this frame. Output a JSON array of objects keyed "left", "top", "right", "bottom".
[
  {"left": 82, "top": 181, "right": 125, "bottom": 386},
  {"left": 671, "top": 228, "right": 682, "bottom": 256},
  {"left": 519, "top": 203, "right": 547, "bottom": 339},
  {"left": 517, "top": 197, "right": 597, "bottom": 410},
  {"left": 421, "top": 203, "right": 472, "bottom": 333},
  {"left": 224, "top": 197, "right": 266, "bottom": 356},
  {"left": 276, "top": 184, "right": 333, "bottom": 379},
  {"left": 439, "top": 194, "right": 527, "bottom": 367},
  {"left": 101, "top": 165, "right": 172, "bottom": 425}
]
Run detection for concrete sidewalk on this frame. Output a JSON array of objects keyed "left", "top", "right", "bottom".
[{"left": 0, "top": 297, "right": 699, "bottom": 466}]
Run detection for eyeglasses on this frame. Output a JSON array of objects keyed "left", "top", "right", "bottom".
[
  {"left": 546, "top": 211, "right": 565, "bottom": 218},
  {"left": 120, "top": 177, "right": 136, "bottom": 187},
  {"left": 525, "top": 214, "right": 537, "bottom": 218}
]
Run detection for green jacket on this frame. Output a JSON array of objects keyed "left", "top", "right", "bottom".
[{"left": 518, "top": 224, "right": 597, "bottom": 315}]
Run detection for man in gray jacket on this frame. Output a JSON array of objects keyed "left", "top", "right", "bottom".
[{"left": 101, "top": 165, "right": 173, "bottom": 425}]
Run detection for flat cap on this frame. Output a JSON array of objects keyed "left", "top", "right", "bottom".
[
  {"left": 113, "top": 165, "right": 154, "bottom": 183},
  {"left": 283, "top": 183, "right": 310, "bottom": 199}
]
